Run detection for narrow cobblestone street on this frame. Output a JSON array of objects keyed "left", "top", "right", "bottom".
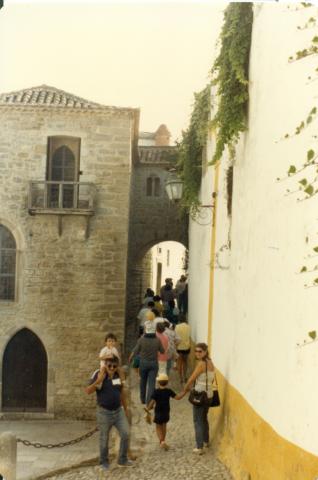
[{"left": 44, "top": 370, "right": 233, "bottom": 480}]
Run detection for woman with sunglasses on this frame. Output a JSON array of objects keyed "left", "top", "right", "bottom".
[{"left": 182, "top": 343, "right": 215, "bottom": 454}]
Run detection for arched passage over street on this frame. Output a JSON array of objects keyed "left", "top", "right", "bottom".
[{"left": 125, "top": 143, "right": 188, "bottom": 351}]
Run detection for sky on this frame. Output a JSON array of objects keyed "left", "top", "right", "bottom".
[{"left": 0, "top": 1, "right": 227, "bottom": 141}]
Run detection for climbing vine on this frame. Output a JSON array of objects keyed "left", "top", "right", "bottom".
[
  {"left": 278, "top": 4, "right": 318, "bottom": 289},
  {"left": 177, "top": 84, "right": 211, "bottom": 211},
  {"left": 211, "top": 2, "right": 253, "bottom": 164},
  {"left": 177, "top": 3, "right": 253, "bottom": 210}
]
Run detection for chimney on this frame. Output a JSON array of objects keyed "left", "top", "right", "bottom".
[{"left": 154, "top": 124, "right": 171, "bottom": 146}]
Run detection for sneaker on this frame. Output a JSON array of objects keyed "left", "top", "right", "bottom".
[
  {"left": 160, "top": 441, "right": 170, "bottom": 450},
  {"left": 117, "top": 460, "right": 134, "bottom": 467},
  {"left": 193, "top": 448, "right": 204, "bottom": 455},
  {"left": 100, "top": 462, "right": 110, "bottom": 470}
]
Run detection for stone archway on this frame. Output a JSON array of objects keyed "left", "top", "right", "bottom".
[
  {"left": 125, "top": 145, "right": 188, "bottom": 352},
  {"left": 2, "top": 328, "right": 47, "bottom": 411}
]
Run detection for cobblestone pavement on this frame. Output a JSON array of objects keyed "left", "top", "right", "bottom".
[{"left": 45, "top": 370, "right": 233, "bottom": 480}]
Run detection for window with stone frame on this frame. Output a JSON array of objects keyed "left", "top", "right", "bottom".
[
  {"left": 47, "top": 136, "right": 81, "bottom": 208},
  {"left": 0, "top": 225, "right": 16, "bottom": 301},
  {"left": 146, "top": 175, "right": 161, "bottom": 197}
]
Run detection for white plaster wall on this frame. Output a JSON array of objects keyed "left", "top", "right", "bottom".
[
  {"left": 189, "top": 3, "right": 318, "bottom": 455},
  {"left": 150, "top": 241, "right": 186, "bottom": 293}
]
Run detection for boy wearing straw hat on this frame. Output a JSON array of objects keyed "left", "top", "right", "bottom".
[{"left": 144, "top": 373, "right": 184, "bottom": 450}]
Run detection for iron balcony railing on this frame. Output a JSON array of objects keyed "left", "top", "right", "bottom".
[{"left": 28, "top": 181, "right": 95, "bottom": 214}]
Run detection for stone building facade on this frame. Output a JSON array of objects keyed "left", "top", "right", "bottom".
[{"left": 0, "top": 85, "right": 138, "bottom": 419}]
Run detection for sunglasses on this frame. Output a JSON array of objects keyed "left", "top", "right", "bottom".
[{"left": 106, "top": 363, "right": 117, "bottom": 369}]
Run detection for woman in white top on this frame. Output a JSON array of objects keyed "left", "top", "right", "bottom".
[{"left": 182, "top": 343, "right": 215, "bottom": 454}]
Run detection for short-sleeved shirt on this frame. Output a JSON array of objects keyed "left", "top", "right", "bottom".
[
  {"left": 132, "top": 336, "right": 164, "bottom": 361},
  {"left": 99, "top": 346, "right": 120, "bottom": 360},
  {"left": 151, "top": 387, "right": 176, "bottom": 415},
  {"left": 90, "top": 371, "right": 122, "bottom": 410},
  {"left": 175, "top": 322, "right": 190, "bottom": 350}
]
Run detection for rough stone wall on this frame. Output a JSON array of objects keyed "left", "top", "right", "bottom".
[{"left": 0, "top": 105, "right": 135, "bottom": 418}]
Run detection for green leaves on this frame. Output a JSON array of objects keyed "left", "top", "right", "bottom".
[
  {"left": 313, "top": 246, "right": 318, "bottom": 253},
  {"left": 210, "top": 3, "right": 253, "bottom": 164},
  {"left": 299, "top": 178, "right": 307, "bottom": 186},
  {"left": 177, "top": 85, "right": 211, "bottom": 210},
  {"left": 308, "top": 330, "right": 317, "bottom": 339},
  {"left": 307, "top": 149, "right": 315, "bottom": 162},
  {"left": 304, "top": 184, "right": 314, "bottom": 195},
  {"left": 300, "top": 266, "right": 307, "bottom": 272},
  {"left": 288, "top": 165, "right": 296, "bottom": 175}
]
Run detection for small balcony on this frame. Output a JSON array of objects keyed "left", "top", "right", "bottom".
[{"left": 28, "top": 181, "right": 95, "bottom": 216}]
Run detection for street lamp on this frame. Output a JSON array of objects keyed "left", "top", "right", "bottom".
[
  {"left": 165, "top": 170, "right": 183, "bottom": 202},
  {"left": 165, "top": 170, "right": 215, "bottom": 208}
]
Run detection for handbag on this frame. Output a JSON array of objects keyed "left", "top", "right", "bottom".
[
  {"left": 188, "top": 361, "right": 209, "bottom": 407},
  {"left": 209, "top": 373, "right": 221, "bottom": 408},
  {"left": 188, "top": 389, "right": 208, "bottom": 406}
]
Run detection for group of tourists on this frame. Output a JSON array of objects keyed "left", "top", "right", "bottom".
[{"left": 85, "top": 277, "right": 216, "bottom": 471}]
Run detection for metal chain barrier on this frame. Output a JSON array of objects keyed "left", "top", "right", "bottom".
[
  {"left": 15, "top": 366, "right": 143, "bottom": 449},
  {"left": 17, "top": 426, "right": 99, "bottom": 449}
]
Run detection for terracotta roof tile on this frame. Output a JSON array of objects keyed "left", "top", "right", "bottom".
[
  {"left": 138, "top": 146, "right": 177, "bottom": 164},
  {"left": 0, "top": 84, "right": 128, "bottom": 111}
]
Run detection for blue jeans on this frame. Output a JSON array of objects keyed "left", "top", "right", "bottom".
[
  {"left": 96, "top": 406, "right": 129, "bottom": 464},
  {"left": 139, "top": 359, "right": 158, "bottom": 404},
  {"left": 193, "top": 404, "right": 210, "bottom": 448}
]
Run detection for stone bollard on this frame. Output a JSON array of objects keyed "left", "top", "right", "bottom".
[{"left": 0, "top": 432, "right": 17, "bottom": 480}]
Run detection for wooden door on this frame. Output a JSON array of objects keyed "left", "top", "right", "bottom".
[{"left": 2, "top": 329, "right": 47, "bottom": 411}]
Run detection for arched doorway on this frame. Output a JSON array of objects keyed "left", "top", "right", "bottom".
[{"left": 2, "top": 328, "right": 47, "bottom": 411}]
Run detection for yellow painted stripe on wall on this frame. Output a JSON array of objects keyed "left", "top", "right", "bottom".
[{"left": 211, "top": 372, "right": 318, "bottom": 480}]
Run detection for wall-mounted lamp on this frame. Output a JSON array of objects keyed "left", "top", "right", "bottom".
[
  {"left": 165, "top": 170, "right": 215, "bottom": 208},
  {"left": 165, "top": 170, "right": 184, "bottom": 203}
]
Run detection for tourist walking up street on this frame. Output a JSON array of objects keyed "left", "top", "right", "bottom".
[
  {"left": 137, "top": 300, "right": 155, "bottom": 335},
  {"left": 163, "top": 320, "right": 180, "bottom": 374},
  {"left": 160, "top": 278, "right": 175, "bottom": 308},
  {"left": 175, "top": 274, "right": 187, "bottom": 311},
  {"left": 85, "top": 356, "right": 133, "bottom": 470},
  {"left": 182, "top": 343, "right": 215, "bottom": 454},
  {"left": 143, "top": 288, "right": 155, "bottom": 306},
  {"left": 175, "top": 314, "right": 191, "bottom": 383},
  {"left": 129, "top": 323, "right": 164, "bottom": 405},
  {"left": 155, "top": 322, "right": 169, "bottom": 375}
]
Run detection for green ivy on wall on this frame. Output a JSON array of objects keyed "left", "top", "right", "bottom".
[
  {"left": 177, "top": 84, "right": 211, "bottom": 212},
  {"left": 211, "top": 2, "right": 253, "bottom": 164},
  {"left": 177, "top": 2, "right": 253, "bottom": 211}
]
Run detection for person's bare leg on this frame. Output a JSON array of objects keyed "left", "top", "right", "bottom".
[{"left": 156, "top": 424, "right": 164, "bottom": 444}]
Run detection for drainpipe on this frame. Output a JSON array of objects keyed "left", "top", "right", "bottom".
[{"left": 207, "top": 162, "right": 220, "bottom": 353}]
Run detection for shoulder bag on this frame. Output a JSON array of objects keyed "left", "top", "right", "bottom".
[{"left": 209, "top": 372, "right": 221, "bottom": 408}]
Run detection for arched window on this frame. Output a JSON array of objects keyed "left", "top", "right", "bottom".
[
  {"left": 47, "top": 136, "right": 80, "bottom": 208},
  {"left": 0, "top": 225, "right": 16, "bottom": 301},
  {"left": 146, "top": 175, "right": 161, "bottom": 197},
  {"left": 154, "top": 177, "right": 161, "bottom": 196},
  {"left": 146, "top": 177, "right": 153, "bottom": 196},
  {"left": 51, "top": 145, "right": 76, "bottom": 182}
]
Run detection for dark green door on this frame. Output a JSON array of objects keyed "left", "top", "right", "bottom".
[{"left": 2, "top": 328, "right": 47, "bottom": 411}]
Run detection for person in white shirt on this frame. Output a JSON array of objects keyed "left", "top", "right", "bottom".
[
  {"left": 137, "top": 301, "right": 155, "bottom": 335},
  {"left": 99, "top": 333, "right": 120, "bottom": 369}
]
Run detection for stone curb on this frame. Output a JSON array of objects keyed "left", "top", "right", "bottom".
[{"left": 26, "top": 457, "right": 99, "bottom": 480}]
